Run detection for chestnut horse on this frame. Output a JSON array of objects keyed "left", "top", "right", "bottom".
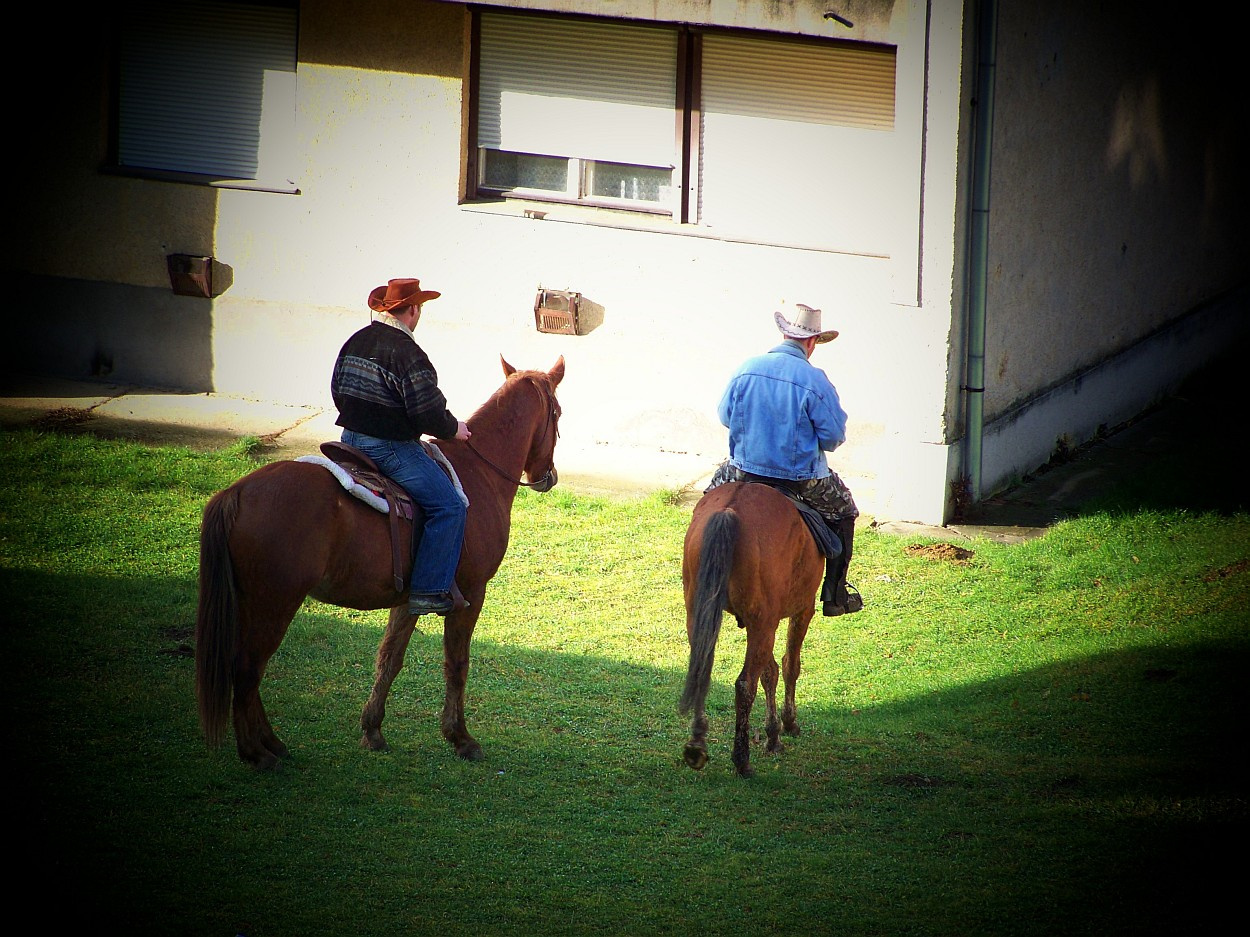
[
  {"left": 678, "top": 481, "right": 828, "bottom": 777},
  {"left": 195, "top": 356, "right": 564, "bottom": 769}
]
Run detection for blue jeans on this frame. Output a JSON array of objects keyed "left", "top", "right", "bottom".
[{"left": 341, "top": 430, "right": 466, "bottom": 595}]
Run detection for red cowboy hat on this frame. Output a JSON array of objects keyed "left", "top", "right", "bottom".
[{"left": 367, "top": 278, "right": 441, "bottom": 312}]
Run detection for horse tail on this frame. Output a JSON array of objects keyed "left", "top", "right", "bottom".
[
  {"left": 679, "top": 509, "right": 739, "bottom": 716},
  {"left": 195, "top": 486, "right": 240, "bottom": 748}
]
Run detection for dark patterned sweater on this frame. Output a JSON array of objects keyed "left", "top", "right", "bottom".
[{"left": 331, "top": 321, "right": 459, "bottom": 441}]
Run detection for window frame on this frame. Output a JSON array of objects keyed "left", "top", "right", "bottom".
[
  {"left": 106, "top": 0, "right": 301, "bottom": 194},
  {"left": 470, "top": 9, "right": 687, "bottom": 216}
]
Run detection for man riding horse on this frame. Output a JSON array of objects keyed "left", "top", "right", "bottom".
[
  {"left": 706, "top": 301, "right": 863, "bottom": 616},
  {"left": 330, "top": 277, "right": 473, "bottom": 619}
]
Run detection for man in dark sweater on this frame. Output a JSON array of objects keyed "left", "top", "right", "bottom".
[{"left": 331, "top": 278, "right": 472, "bottom": 617}]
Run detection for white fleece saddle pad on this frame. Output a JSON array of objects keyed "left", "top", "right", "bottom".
[{"left": 296, "top": 441, "right": 469, "bottom": 514}]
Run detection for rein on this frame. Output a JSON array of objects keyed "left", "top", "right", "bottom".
[{"left": 465, "top": 382, "right": 559, "bottom": 488}]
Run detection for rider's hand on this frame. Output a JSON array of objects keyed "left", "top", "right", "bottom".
[{"left": 455, "top": 420, "right": 472, "bottom": 441}]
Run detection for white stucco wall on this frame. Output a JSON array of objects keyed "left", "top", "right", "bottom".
[
  {"left": 16, "top": 1, "right": 1239, "bottom": 524},
  {"left": 7, "top": 0, "right": 967, "bottom": 524},
  {"left": 192, "top": 0, "right": 964, "bottom": 524}
]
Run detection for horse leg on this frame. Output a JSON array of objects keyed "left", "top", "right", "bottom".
[
  {"left": 231, "top": 654, "right": 288, "bottom": 769},
  {"left": 781, "top": 607, "right": 815, "bottom": 737},
  {"left": 441, "top": 603, "right": 485, "bottom": 761},
  {"left": 231, "top": 603, "right": 300, "bottom": 769},
  {"left": 762, "top": 653, "right": 783, "bottom": 755},
  {"left": 732, "top": 624, "right": 777, "bottom": 777},
  {"left": 731, "top": 664, "right": 759, "bottom": 778},
  {"left": 684, "top": 709, "right": 710, "bottom": 771},
  {"left": 360, "top": 604, "right": 418, "bottom": 753}
]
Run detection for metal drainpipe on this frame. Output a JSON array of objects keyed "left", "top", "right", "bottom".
[{"left": 963, "top": 0, "right": 998, "bottom": 503}]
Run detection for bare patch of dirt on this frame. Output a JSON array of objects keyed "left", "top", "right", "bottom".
[
  {"left": 905, "top": 542, "right": 975, "bottom": 564},
  {"left": 32, "top": 406, "right": 95, "bottom": 430},
  {"left": 1202, "top": 558, "right": 1250, "bottom": 582}
]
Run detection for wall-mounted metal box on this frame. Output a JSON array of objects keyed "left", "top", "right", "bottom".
[
  {"left": 534, "top": 288, "right": 582, "bottom": 335},
  {"left": 167, "top": 254, "right": 214, "bottom": 298}
]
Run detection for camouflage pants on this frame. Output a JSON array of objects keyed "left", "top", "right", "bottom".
[{"left": 705, "top": 461, "right": 859, "bottom": 523}]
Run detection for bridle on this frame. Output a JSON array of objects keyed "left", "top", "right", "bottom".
[{"left": 465, "top": 380, "right": 560, "bottom": 490}]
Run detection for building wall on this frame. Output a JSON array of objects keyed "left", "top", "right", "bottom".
[
  {"left": 8, "top": 0, "right": 964, "bottom": 525},
  {"left": 9, "top": 1, "right": 1241, "bottom": 523},
  {"left": 953, "top": 0, "right": 1249, "bottom": 495}
]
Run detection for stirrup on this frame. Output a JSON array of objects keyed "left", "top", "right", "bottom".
[{"left": 408, "top": 592, "right": 455, "bottom": 617}]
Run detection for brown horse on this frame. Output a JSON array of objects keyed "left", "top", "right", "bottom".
[
  {"left": 195, "top": 356, "right": 565, "bottom": 769},
  {"left": 678, "top": 481, "right": 826, "bottom": 777}
]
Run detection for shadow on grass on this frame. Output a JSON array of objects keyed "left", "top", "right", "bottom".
[{"left": 2, "top": 566, "right": 1246, "bottom": 937}]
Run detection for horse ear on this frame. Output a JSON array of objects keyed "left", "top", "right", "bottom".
[
  {"left": 548, "top": 356, "right": 565, "bottom": 387},
  {"left": 501, "top": 355, "right": 516, "bottom": 377}
]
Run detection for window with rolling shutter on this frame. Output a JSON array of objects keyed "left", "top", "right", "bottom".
[
  {"left": 470, "top": 10, "right": 899, "bottom": 252},
  {"left": 699, "top": 32, "right": 897, "bottom": 251},
  {"left": 114, "top": 0, "right": 298, "bottom": 192},
  {"left": 476, "top": 11, "right": 679, "bottom": 211}
]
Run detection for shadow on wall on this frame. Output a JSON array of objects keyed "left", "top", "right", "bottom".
[{"left": 11, "top": 273, "right": 217, "bottom": 392}]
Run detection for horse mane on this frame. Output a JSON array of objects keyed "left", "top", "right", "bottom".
[{"left": 465, "top": 368, "right": 559, "bottom": 429}]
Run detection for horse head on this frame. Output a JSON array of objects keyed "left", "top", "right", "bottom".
[{"left": 501, "top": 355, "right": 564, "bottom": 493}]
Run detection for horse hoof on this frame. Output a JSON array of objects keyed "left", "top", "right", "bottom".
[
  {"left": 238, "top": 741, "right": 284, "bottom": 770},
  {"left": 783, "top": 723, "right": 801, "bottom": 737},
  {"left": 361, "top": 730, "right": 390, "bottom": 753},
  {"left": 735, "top": 764, "right": 756, "bottom": 779},
  {"left": 249, "top": 752, "right": 282, "bottom": 771},
  {"left": 261, "top": 736, "right": 290, "bottom": 760},
  {"left": 683, "top": 743, "right": 708, "bottom": 771},
  {"left": 456, "top": 741, "right": 485, "bottom": 762}
]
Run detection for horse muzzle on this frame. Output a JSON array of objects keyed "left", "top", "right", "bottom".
[{"left": 531, "top": 467, "right": 557, "bottom": 493}]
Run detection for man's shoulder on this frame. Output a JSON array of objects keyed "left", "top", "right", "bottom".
[
  {"left": 735, "top": 346, "right": 807, "bottom": 377},
  {"left": 340, "top": 320, "right": 384, "bottom": 346},
  {"left": 341, "top": 322, "right": 422, "bottom": 356}
]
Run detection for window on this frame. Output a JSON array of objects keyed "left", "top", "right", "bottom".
[
  {"left": 470, "top": 10, "right": 897, "bottom": 251},
  {"left": 476, "top": 14, "right": 679, "bottom": 212},
  {"left": 698, "top": 31, "right": 897, "bottom": 250},
  {"left": 113, "top": 0, "right": 299, "bottom": 192}
]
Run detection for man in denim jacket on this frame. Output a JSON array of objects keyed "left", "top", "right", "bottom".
[{"left": 707, "top": 302, "right": 862, "bottom": 616}]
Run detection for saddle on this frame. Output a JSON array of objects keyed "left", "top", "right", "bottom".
[{"left": 318, "top": 441, "right": 420, "bottom": 594}]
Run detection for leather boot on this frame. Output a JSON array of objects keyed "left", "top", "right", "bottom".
[
  {"left": 821, "top": 517, "right": 862, "bottom": 616},
  {"left": 408, "top": 591, "right": 455, "bottom": 617}
]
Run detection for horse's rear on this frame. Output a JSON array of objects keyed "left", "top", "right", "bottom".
[
  {"left": 196, "top": 460, "right": 397, "bottom": 768},
  {"left": 678, "top": 482, "right": 823, "bottom": 776}
]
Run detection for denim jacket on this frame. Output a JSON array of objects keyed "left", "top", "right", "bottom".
[{"left": 717, "top": 340, "right": 848, "bottom": 481}]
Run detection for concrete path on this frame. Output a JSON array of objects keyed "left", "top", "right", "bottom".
[
  {"left": 0, "top": 371, "right": 719, "bottom": 500},
  {"left": 2, "top": 348, "right": 1239, "bottom": 546}
]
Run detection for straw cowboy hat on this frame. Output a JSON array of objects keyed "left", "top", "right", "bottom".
[
  {"left": 368, "top": 278, "right": 441, "bottom": 312},
  {"left": 774, "top": 302, "right": 838, "bottom": 343}
]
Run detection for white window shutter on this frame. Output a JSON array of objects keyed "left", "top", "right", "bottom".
[
  {"left": 479, "top": 13, "right": 678, "bottom": 170},
  {"left": 699, "top": 33, "right": 897, "bottom": 251}
]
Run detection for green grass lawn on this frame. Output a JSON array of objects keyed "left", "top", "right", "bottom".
[{"left": 2, "top": 427, "right": 1246, "bottom": 936}]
